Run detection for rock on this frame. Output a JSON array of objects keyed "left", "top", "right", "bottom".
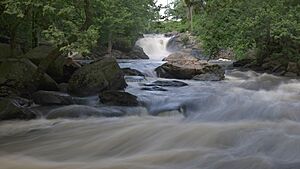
[
  {"left": 24, "top": 45, "right": 56, "bottom": 65},
  {"left": 144, "top": 80, "right": 188, "bottom": 87},
  {"left": 58, "top": 83, "right": 69, "bottom": 93},
  {"left": 0, "top": 59, "right": 58, "bottom": 95},
  {"left": 284, "top": 72, "right": 298, "bottom": 77},
  {"left": 193, "top": 69, "right": 225, "bottom": 81},
  {"left": 141, "top": 86, "right": 168, "bottom": 91},
  {"left": 127, "top": 46, "right": 149, "bottom": 59},
  {"left": 0, "top": 97, "right": 36, "bottom": 120},
  {"left": 32, "top": 90, "right": 74, "bottom": 105},
  {"left": 68, "top": 57, "right": 127, "bottom": 96},
  {"left": 122, "top": 68, "right": 145, "bottom": 76},
  {"left": 99, "top": 91, "right": 138, "bottom": 106},
  {"left": 0, "top": 43, "right": 23, "bottom": 58},
  {"left": 233, "top": 59, "right": 255, "bottom": 67},
  {"left": 156, "top": 58, "right": 225, "bottom": 81},
  {"left": 287, "top": 62, "right": 299, "bottom": 74},
  {"left": 46, "top": 105, "right": 125, "bottom": 119},
  {"left": 163, "top": 52, "right": 199, "bottom": 62},
  {"left": 24, "top": 46, "right": 81, "bottom": 83}
]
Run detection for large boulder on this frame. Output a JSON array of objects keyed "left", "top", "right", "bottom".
[
  {"left": 99, "top": 90, "right": 139, "bottom": 106},
  {"left": 0, "top": 97, "right": 36, "bottom": 120},
  {"left": 24, "top": 46, "right": 80, "bottom": 83},
  {"left": 0, "top": 59, "right": 58, "bottom": 95},
  {"left": 68, "top": 57, "right": 127, "bottom": 96},
  {"left": 127, "top": 46, "right": 149, "bottom": 59},
  {"left": 32, "top": 90, "right": 74, "bottom": 105},
  {"left": 163, "top": 52, "right": 198, "bottom": 62},
  {"left": 156, "top": 54, "right": 225, "bottom": 81}
]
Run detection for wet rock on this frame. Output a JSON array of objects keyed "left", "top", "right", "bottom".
[
  {"left": 122, "top": 68, "right": 145, "bottom": 76},
  {"left": 193, "top": 69, "right": 226, "bottom": 81},
  {"left": 0, "top": 97, "right": 36, "bottom": 120},
  {"left": 125, "top": 76, "right": 145, "bottom": 82},
  {"left": 156, "top": 58, "right": 225, "bottom": 81},
  {"left": 127, "top": 46, "right": 149, "bottom": 59},
  {"left": 286, "top": 62, "right": 299, "bottom": 75},
  {"left": 68, "top": 57, "right": 127, "bottom": 96},
  {"left": 144, "top": 80, "right": 188, "bottom": 87},
  {"left": 46, "top": 105, "right": 125, "bottom": 119},
  {"left": 99, "top": 90, "right": 138, "bottom": 106},
  {"left": 58, "top": 83, "right": 69, "bottom": 93},
  {"left": 233, "top": 59, "right": 255, "bottom": 67},
  {"left": 0, "top": 59, "right": 58, "bottom": 95},
  {"left": 32, "top": 90, "right": 74, "bottom": 105},
  {"left": 163, "top": 52, "right": 199, "bottom": 62},
  {"left": 141, "top": 86, "right": 168, "bottom": 91}
]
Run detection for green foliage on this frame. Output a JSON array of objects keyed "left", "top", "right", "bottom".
[
  {"left": 194, "top": 0, "right": 300, "bottom": 61},
  {"left": 0, "top": 0, "right": 157, "bottom": 55}
]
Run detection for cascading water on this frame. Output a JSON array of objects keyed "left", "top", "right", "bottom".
[
  {"left": 1, "top": 35, "right": 300, "bottom": 169},
  {"left": 136, "top": 34, "right": 172, "bottom": 60}
]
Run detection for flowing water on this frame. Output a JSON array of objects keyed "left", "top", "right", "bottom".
[{"left": 1, "top": 35, "right": 300, "bottom": 169}]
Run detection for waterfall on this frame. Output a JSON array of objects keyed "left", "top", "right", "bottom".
[{"left": 136, "top": 34, "right": 172, "bottom": 60}]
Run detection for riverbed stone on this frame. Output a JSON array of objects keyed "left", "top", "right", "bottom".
[
  {"left": 0, "top": 97, "right": 36, "bottom": 120},
  {"left": 144, "top": 80, "right": 188, "bottom": 87},
  {"left": 99, "top": 90, "right": 139, "bottom": 106},
  {"left": 32, "top": 90, "right": 74, "bottom": 105},
  {"left": 122, "top": 68, "right": 145, "bottom": 76},
  {"left": 46, "top": 105, "right": 125, "bottom": 119},
  {"left": 68, "top": 57, "right": 127, "bottom": 96}
]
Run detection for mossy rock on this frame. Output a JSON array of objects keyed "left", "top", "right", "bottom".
[
  {"left": 0, "top": 59, "right": 58, "bottom": 95},
  {"left": 68, "top": 57, "right": 127, "bottom": 96},
  {"left": 0, "top": 43, "right": 22, "bottom": 58}
]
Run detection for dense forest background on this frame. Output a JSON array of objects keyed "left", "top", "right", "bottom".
[{"left": 0, "top": 0, "right": 299, "bottom": 63}]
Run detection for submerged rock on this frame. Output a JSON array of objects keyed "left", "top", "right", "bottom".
[
  {"left": 68, "top": 57, "right": 127, "bottom": 96},
  {"left": 141, "top": 86, "right": 168, "bottom": 91},
  {"left": 122, "top": 68, "right": 145, "bottom": 76},
  {"left": 32, "top": 90, "right": 74, "bottom": 105},
  {"left": 0, "top": 97, "right": 36, "bottom": 120},
  {"left": 99, "top": 90, "right": 139, "bottom": 106},
  {"left": 46, "top": 105, "right": 125, "bottom": 119},
  {"left": 144, "top": 80, "right": 188, "bottom": 87}
]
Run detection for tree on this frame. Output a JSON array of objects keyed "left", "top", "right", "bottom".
[{"left": 195, "top": 0, "right": 300, "bottom": 61}]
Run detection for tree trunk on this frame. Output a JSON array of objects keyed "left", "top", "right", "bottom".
[
  {"left": 9, "top": 28, "right": 17, "bottom": 57},
  {"left": 107, "top": 32, "right": 113, "bottom": 56},
  {"left": 31, "top": 9, "right": 38, "bottom": 48}
]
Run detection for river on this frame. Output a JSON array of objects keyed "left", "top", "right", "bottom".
[{"left": 1, "top": 35, "right": 300, "bottom": 169}]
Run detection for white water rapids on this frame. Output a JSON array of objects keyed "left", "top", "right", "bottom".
[{"left": 1, "top": 35, "right": 300, "bottom": 169}]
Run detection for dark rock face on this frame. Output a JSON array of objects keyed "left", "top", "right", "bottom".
[
  {"left": 156, "top": 55, "right": 225, "bottom": 81},
  {"left": 99, "top": 91, "right": 138, "bottom": 106},
  {"left": 127, "top": 46, "right": 149, "bottom": 59},
  {"left": 46, "top": 105, "right": 125, "bottom": 119},
  {"left": 0, "top": 59, "right": 58, "bottom": 96},
  {"left": 122, "top": 68, "right": 145, "bottom": 77},
  {"left": 68, "top": 57, "right": 127, "bottom": 96},
  {"left": 144, "top": 80, "right": 188, "bottom": 87},
  {"left": 0, "top": 97, "right": 36, "bottom": 120},
  {"left": 32, "top": 90, "right": 74, "bottom": 105}
]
